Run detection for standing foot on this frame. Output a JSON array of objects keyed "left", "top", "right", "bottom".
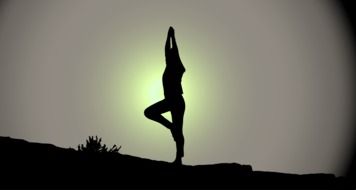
[{"left": 172, "top": 157, "right": 182, "bottom": 165}]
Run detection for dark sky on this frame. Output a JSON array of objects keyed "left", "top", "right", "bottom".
[{"left": 0, "top": 0, "right": 354, "bottom": 176}]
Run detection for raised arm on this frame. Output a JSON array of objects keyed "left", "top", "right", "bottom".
[
  {"left": 165, "top": 27, "right": 180, "bottom": 54},
  {"left": 171, "top": 31, "right": 179, "bottom": 53},
  {"left": 164, "top": 27, "right": 184, "bottom": 69},
  {"left": 169, "top": 27, "right": 179, "bottom": 55},
  {"left": 165, "top": 27, "right": 174, "bottom": 56},
  {"left": 165, "top": 28, "right": 171, "bottom": 55}
]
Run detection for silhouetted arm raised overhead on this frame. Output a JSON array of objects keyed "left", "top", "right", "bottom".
[
  {"left": 165, "top": 27, "right": 180, "bottom": 55},
  {"left": 171, "top": 30, "right": 179, "bottom": 54},
  {"left": 165, "top": 26, "right": 184, "bottom": 70},
  {"left": 165, "top": 27, "right": 173, "bottom": 56}
]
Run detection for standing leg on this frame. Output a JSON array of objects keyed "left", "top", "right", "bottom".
[
  {"left": 170, "top": 96, "right": 185, "bottom": 164},
  {"left": 144, "top": 99, "right": 172, "bottom": 130}
]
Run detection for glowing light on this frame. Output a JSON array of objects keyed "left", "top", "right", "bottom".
[{"left": 99, "top": 28, "right": 218, "bottom": 162}]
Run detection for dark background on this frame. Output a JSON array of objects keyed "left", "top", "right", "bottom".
[{"left": 338, "top": 0, "right": 356, "bottom": 179}]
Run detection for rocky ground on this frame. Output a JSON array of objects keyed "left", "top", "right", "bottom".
[{"left": 0, "top": 136, "right": 353, "bottom": 189}]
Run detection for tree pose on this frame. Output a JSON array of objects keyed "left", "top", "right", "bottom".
[{"left": 144, "top": 26, "right": 186, "bottom": 165}]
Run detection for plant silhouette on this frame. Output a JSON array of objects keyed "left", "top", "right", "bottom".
[
  {"left": 144, "top": 26, "right": 186, "bottom": 165},
  {"left": 77, "top": 135, "right": 121, "bottom": 153}
]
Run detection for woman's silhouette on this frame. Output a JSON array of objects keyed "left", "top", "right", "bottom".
[{"left": 144, "top": 26, "right": 186, "bottom": 165}]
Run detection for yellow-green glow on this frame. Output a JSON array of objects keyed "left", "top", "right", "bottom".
[{"left": 99, "top": 28, "right": 219, "bottom": 162}]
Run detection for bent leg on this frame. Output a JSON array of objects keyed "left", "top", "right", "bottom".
[{"left": 144, "top": 99, "right": 172, "bottom": 130}]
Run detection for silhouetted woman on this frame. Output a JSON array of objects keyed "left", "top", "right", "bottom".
[{"left": 144, "top": 27, "right": 186, "bottom": 165}]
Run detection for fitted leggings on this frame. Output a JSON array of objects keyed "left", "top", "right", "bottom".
[{"left": 144, "top": 95, "right": 185, "bottom": 158}]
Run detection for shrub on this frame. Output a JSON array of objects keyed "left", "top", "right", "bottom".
[{"left": 78, "top": 136, "right": 121, "bottom": 153}]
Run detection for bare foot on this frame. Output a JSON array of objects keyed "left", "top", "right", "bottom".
[{"left": 172, "top": 157, "right": 182, "bottom": 165}]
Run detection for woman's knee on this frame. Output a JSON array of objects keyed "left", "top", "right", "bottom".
[{"left": 144, "top": 107, "right": 154, "bottom": 119}]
